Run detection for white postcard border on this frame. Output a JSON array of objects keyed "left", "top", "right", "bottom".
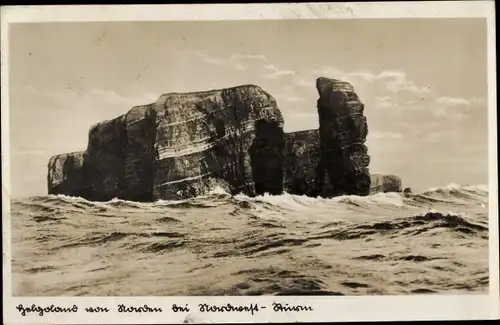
[{"left": 1, "top": 2, "right": 498, "bottom": 324}]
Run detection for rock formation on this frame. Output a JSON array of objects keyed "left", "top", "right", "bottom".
[
  {"left": 316, "top": 77, "right": 371, "bottom": 196},
  {"left": 370, "top": 174, "right": 403, "bottom": 193},
  {"left": 282, "top": 78, "right": 372, "bottom": 198},
  {"left": 48, "top": 77, "right": 376, "bottom": 202},
  {"left": 283, "top": 129, "right": 321, "bottom": 196},
  {"left": 49, "top": 85, "right": 285, "bottom": 201},
  {"left": 47, "top": 152, "right": 86, "bottom": 198},
  {"left": 403, "top": 187, "right": 412, "bottom": 194}
]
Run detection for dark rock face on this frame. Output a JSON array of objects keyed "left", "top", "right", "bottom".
[
  {"left": 48, "top": 85, "right": 284, "bottom": 201},
  {"left": 370, "top": 174, "right": 403, "bottom": 193},
  {"left": 84, "top": 115, "right": 127, "bottom": 201},
  {"left": 152, "top": 87, "right": 284, "bottom": 200},
  {"left": 403, "top": 187, "right": 413, "bottom": 194},
  {"left": 283, "top": 129, "right": 321, "bottom": 196},
  {"left": 316, "top": 77, "right": 371, "bottom": 196},
  {"left": 48, "top": 78, "right": 382, "bottom": 201},
  {"left": 47, "top": 152, "right": 86, "bottom": 197},
  {"left": 121, "top": 104, "right": 158, "bottom": 201},
  {"left": 250, "top": 119, "right": 286, "bottom": 196}
]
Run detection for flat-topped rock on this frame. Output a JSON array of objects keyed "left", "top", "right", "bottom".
[
  {"left": 48, "top": 78, "right": 380, "bottom": 201},
  {"left": 47, "top": 152, "right": 86, "bottom": 197},
  {"left": 48, "top": 85, "right": 285, "bottom": 201},
  {"left": 370, "top": 174, "right": 403, "bottom": 193}
]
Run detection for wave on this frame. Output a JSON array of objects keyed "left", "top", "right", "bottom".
[
  {"left": 425, "top": 183, "right": 488, "bottom": 193},
  {"left": 11, "top": 183, "right": 489, "bottom": 213},
  {"left": 10, "top": 183, "right": 489, "bottom": 296}
]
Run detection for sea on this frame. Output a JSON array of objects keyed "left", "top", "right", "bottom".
[{"left": 10, "top": 183, "right": 490, "bottom": 296}]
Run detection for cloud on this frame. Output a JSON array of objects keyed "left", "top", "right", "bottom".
[
  {"left": 372, "top": 95, "right": 430, "bottom": 114},
  {"left": 231, "top": 54, "right": 267, "bottom": 62},
  {"left": 431, "top": 95, "right": 487, "bottom": 120},
  {"left": 185, "top": 51, "right": 487, "bottom": 133},
  {"left": 262, "top": 63, "right": 316, "bottom": 90},
  {"left": 188, "top": 51, "right": 439, "bottom": 101},
  {"left": 263, "top": 69, "right": 297, "bottom": 80},
  {"left": 190, "top": 51, "right": 315, "bottom": 90},
  {"left": 436, "top": 96, "right": 471, "bottom": 106},
  {"left": 11, "top": 84, "right": 159, "bottom": 123},
  {"left": 374, "top": 96, "right": 398, "bottom": 110},
  {"left": 89, "top": 88, "right": 122, "bottom": 99},
  {"left": 313, "top": 68, "right": 431, "bottom": 95},
  {"left": 435, "top": 96, "right": 487, "bottom": 108},
  {"left": 192, "top": 52, "right": 268, "bottom": 72},
  {"left": 193, "top": 52, "right": 244, "bottom": 70},
  {"left": 346, "top": 70, "right": 431, "bottom": 95}
]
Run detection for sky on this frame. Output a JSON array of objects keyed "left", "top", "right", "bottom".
[{"left": 8, "top": 19, "right": 489, "bottom": 198}]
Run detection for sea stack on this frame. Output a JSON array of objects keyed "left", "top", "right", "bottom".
[
  {"left": 48, "top": 85, "right": 285, "bottom": 201},
  {"left": 370, "top": 174, "right": 403, "bottom": 193},
  {"left": 47, "top": 152, "right": 86, "bottom": 198},
  {"left": 48, "top": 78, "right": 376, "bottom": 201},
  {"left": 316, "top": 77, "right": 371, "bottom": 197}
]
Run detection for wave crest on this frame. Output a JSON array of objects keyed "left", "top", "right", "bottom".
[{"left": 11, "top": 183, "right": 488, "bottom": 218}]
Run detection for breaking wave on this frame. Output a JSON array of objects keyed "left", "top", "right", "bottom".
[{"left": 10, "top": 183, "right": 489, "bottom": 296}]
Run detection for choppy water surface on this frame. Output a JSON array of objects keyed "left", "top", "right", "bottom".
[{"left": 11, "top": 184, "right": 489, "bottom": 296}]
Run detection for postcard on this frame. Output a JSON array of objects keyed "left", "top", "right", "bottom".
[{"left": 1, "top": 2, "right": 498, "bottom": 324}]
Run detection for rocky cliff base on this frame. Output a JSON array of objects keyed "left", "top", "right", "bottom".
[
  {"left": 48, "top": 77, "right": 386, "bottom": 202},
  {"left": 370, "top": 174, "right": 404, "bottom": 194}
]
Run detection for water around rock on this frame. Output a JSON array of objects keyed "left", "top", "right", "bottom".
[{"left": 11, "top": 184, "right": 488, "bottom": 296}]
